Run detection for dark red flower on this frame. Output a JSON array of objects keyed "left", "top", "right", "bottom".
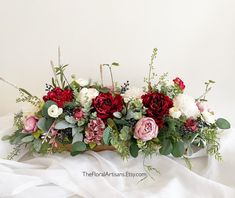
[
  {"left": 185, "top": 119, "right": 198, "bottom": 132},
  {"left": 73, "top": 108, "right": 84, "bottom": 121},
  {"left": 92, "top": 93, "right": 123, "bottom": 121},
  {"left": 141, "top": 92, "right": 173, "bottom": 128},
  {"left": 43, "top": 87, "right": 73, "bottom": 107},
  {"left": 173, "top": 77, "right": 185, "bottom": 90}
]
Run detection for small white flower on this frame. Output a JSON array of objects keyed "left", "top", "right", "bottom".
[
  {"left": 123, "top": 87, "right": 144, "bottom": 102},
  {"left": 202, "top": 111, "right": 216, "bottom": 124},
  {"left": 79, "top": 88, "right": 99, "bottom": 107},
  {"left": 169, "top": 107, "right": 182, "bottom": 119},
  {"left": 48, "top": 105, "right": 63, "bottom": 118},
  {"left": 173, "top": 94, "right": 200, "bottom": 119},
  {"left": 76, "top": 78, "right": 90, "bottom": 87}
]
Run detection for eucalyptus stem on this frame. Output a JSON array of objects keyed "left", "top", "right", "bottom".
[
  {"left": 147, "top": 48, "right": 158, "bottom": 91},
  {"left": 100, "top": 64, "right": 104, "bottom": 87}
]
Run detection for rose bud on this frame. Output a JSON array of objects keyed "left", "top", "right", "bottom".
[{"left": 24, "top": 116, "right": 39, "bottom": 133}]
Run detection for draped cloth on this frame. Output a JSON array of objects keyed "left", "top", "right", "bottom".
[{"left": 0, "top": 114, "right": 234, "bottom": 198}]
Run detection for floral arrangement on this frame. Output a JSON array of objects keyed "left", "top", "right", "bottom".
[{"left": 1, "top": 48, "right": 231, "bottom": 165}]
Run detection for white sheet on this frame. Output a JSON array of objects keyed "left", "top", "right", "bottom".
[{"left": 0, "top": 114, "right": 234, "bottom": 198}]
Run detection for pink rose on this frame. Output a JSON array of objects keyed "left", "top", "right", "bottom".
[
  {"left": 24, "top": 116, "right": 38, "bottom": 133},
  {"left": 134, "top": 117, "right": 158, "bottom": 141}
]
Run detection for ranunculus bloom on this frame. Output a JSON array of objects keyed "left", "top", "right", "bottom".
[
  {"left": 84, "top": 118, "right": 105, "bottom": 145},
  {"left": 92, "top": 93, "right": 123, "bottom": 120},
  {"left": 134, "top": 117, "right": 158, "bottom": 141},
  {"left": 141, "top": 92, "right": 173, "bottom": 128},
  {"left": 185, "top": 118, "right": 198, "bottom": 132},
  {"left": 24, "top": 116, "right": 38, "bottom": 133},
  {"left": 173, "top": 77, "right": 185, "bottom": 90},
  {"left": 43, "top": 87, "right": 73, "bottom": 108},
  {"left": 48, "top": 104, "right": 63, "bottom": 118},
  {"left": 73, "top": 108, "right": 84, "bottom": 120}
]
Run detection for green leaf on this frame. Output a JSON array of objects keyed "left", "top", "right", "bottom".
[
  {"left": 99, "top": 87, "right": 110, "bottom": 93},
  {"left": 130, "top": 142, "right": 139, "bottom": 158},
  {"left": 33, "top": 139, "right": 42, "bottom": 152},
  {"left": 159, "top": 139, "right": 173, "bottom": 155},
  {"left": 107, "top": 118, "right": 118, "bottom": 131},
  {"left": 216, "top": 118, "right": 231, "bottom": 129},
  {"left": 111, "top": 62, "right": 120, "bottom": 66},
  {"left": 19, "top": 88, "right": 32, "bottom": 96},
  {"left": 40, "top": 142, "right": 49, "bottom": 154},
  {"left": 1, "top": 135, "right": 11, "bottom": 141},
  {"left": 21, "top": 135, "right": 34, "bottom": 143},
  {"left": 171, "top": 141, "right": 185, "bottom": 157},
  {"left": 71, "top": 141, "right": 86, "bottom": 153},
  {"left": 103, "top": 127, "right": 112, "bottom": 145},
  {"left": 32, "top": 130, "right": 42, "bottom": 139}
]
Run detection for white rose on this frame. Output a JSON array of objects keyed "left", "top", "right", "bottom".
[
  {"left": 202, "top": 111, "right": 216, "bottom": 124},
  {"left": 123, "top": 87, "right": 144, "bottom": 102},
  {"left": 48, "top": 105, "right": 63, "bottom": 118},
  {"left": 173, "top": 94, "right": 200, "bottom": 119},
  {"left": 76, "top": 78, "right": 90, "bottom": 87},
  {"left": 169, "top": 107, "right": 182, "bottom": 119},
  {"left": 79, "top": 88, "right": 99, "bottom": 106}
]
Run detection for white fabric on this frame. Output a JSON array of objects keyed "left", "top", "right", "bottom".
[{"left": 0, "top": 114, "right": 235, "bottom": 198}]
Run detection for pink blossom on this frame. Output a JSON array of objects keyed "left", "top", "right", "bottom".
[
  {"left": 73, "top": 108, "right": 84, "bottom": 121},
  {"left": 24, "top": 116, "right": 38, "bottom": 133},
  {"left": 84, "top": 118, "right": 105, "bottom": 145},
  {"left": 134, "top": 117, "right": 158, "bottom": 141}
]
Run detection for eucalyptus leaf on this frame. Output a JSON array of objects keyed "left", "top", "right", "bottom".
[
  {"left": 130, "top": 142, "right": 139, "bottom": 158},
  {"left": 37, "top": 118, "right": 46, "bottom": 132},
  {"left": 103, "top": 127, "right": 112, "bottom": 145},
  {"left": 65, "top": 115, "right": 77, "bottom": 124},
  {"left": 55, "top": 120, "right": 72, "bottom": 130},
  {"left": 33, "top": 139, "right": 42, "bottom": 152},
  {"left": 171, "top": 141, "right": 185, "bottom": 157},
  {"left": 21, "top": 135, "right": 34, "bottom": 143},
  {"left": 159, "top": 139, "right": 173, "bottom": 155},
  {"left": 72, "top": 133, "right": 83, "bottom": 144},
  {"left": 216, "top": 118, "right": 231, "bottom": 129},
  {"left": 71, "top": 141, "right": 86, "bottom": 152}
]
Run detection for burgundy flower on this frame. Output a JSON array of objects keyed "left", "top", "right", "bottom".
[
  {"left": 92, "top": 93, "right": 123, "bottom": 121},
  {"left": 43, "top": 87, "right": 73, "bottom": 107},
  {"left": 173, "top": 77, "right": 185, "bottom": 90},
  {"left": 141, "top": 92, "right": 173, "bottom": 128},
  {"left": 185, "top": 118, "right": 198, "bottom": 132}
]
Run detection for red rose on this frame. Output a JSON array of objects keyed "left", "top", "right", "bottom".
[
  {"left": 173, "top": 77, "right": 185, "bottom": 90},
  {"left": 185, "top": 119, "right": 198, "bottom": 132},
  {"left": 92, "top": 93, "right": 123, "bottom": 120},
  {"left": 43, "top": 87, "right": 73, "bottom": 107},
  {"left": 141, "top": 92, "right": 173, "bottom": 127}
]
